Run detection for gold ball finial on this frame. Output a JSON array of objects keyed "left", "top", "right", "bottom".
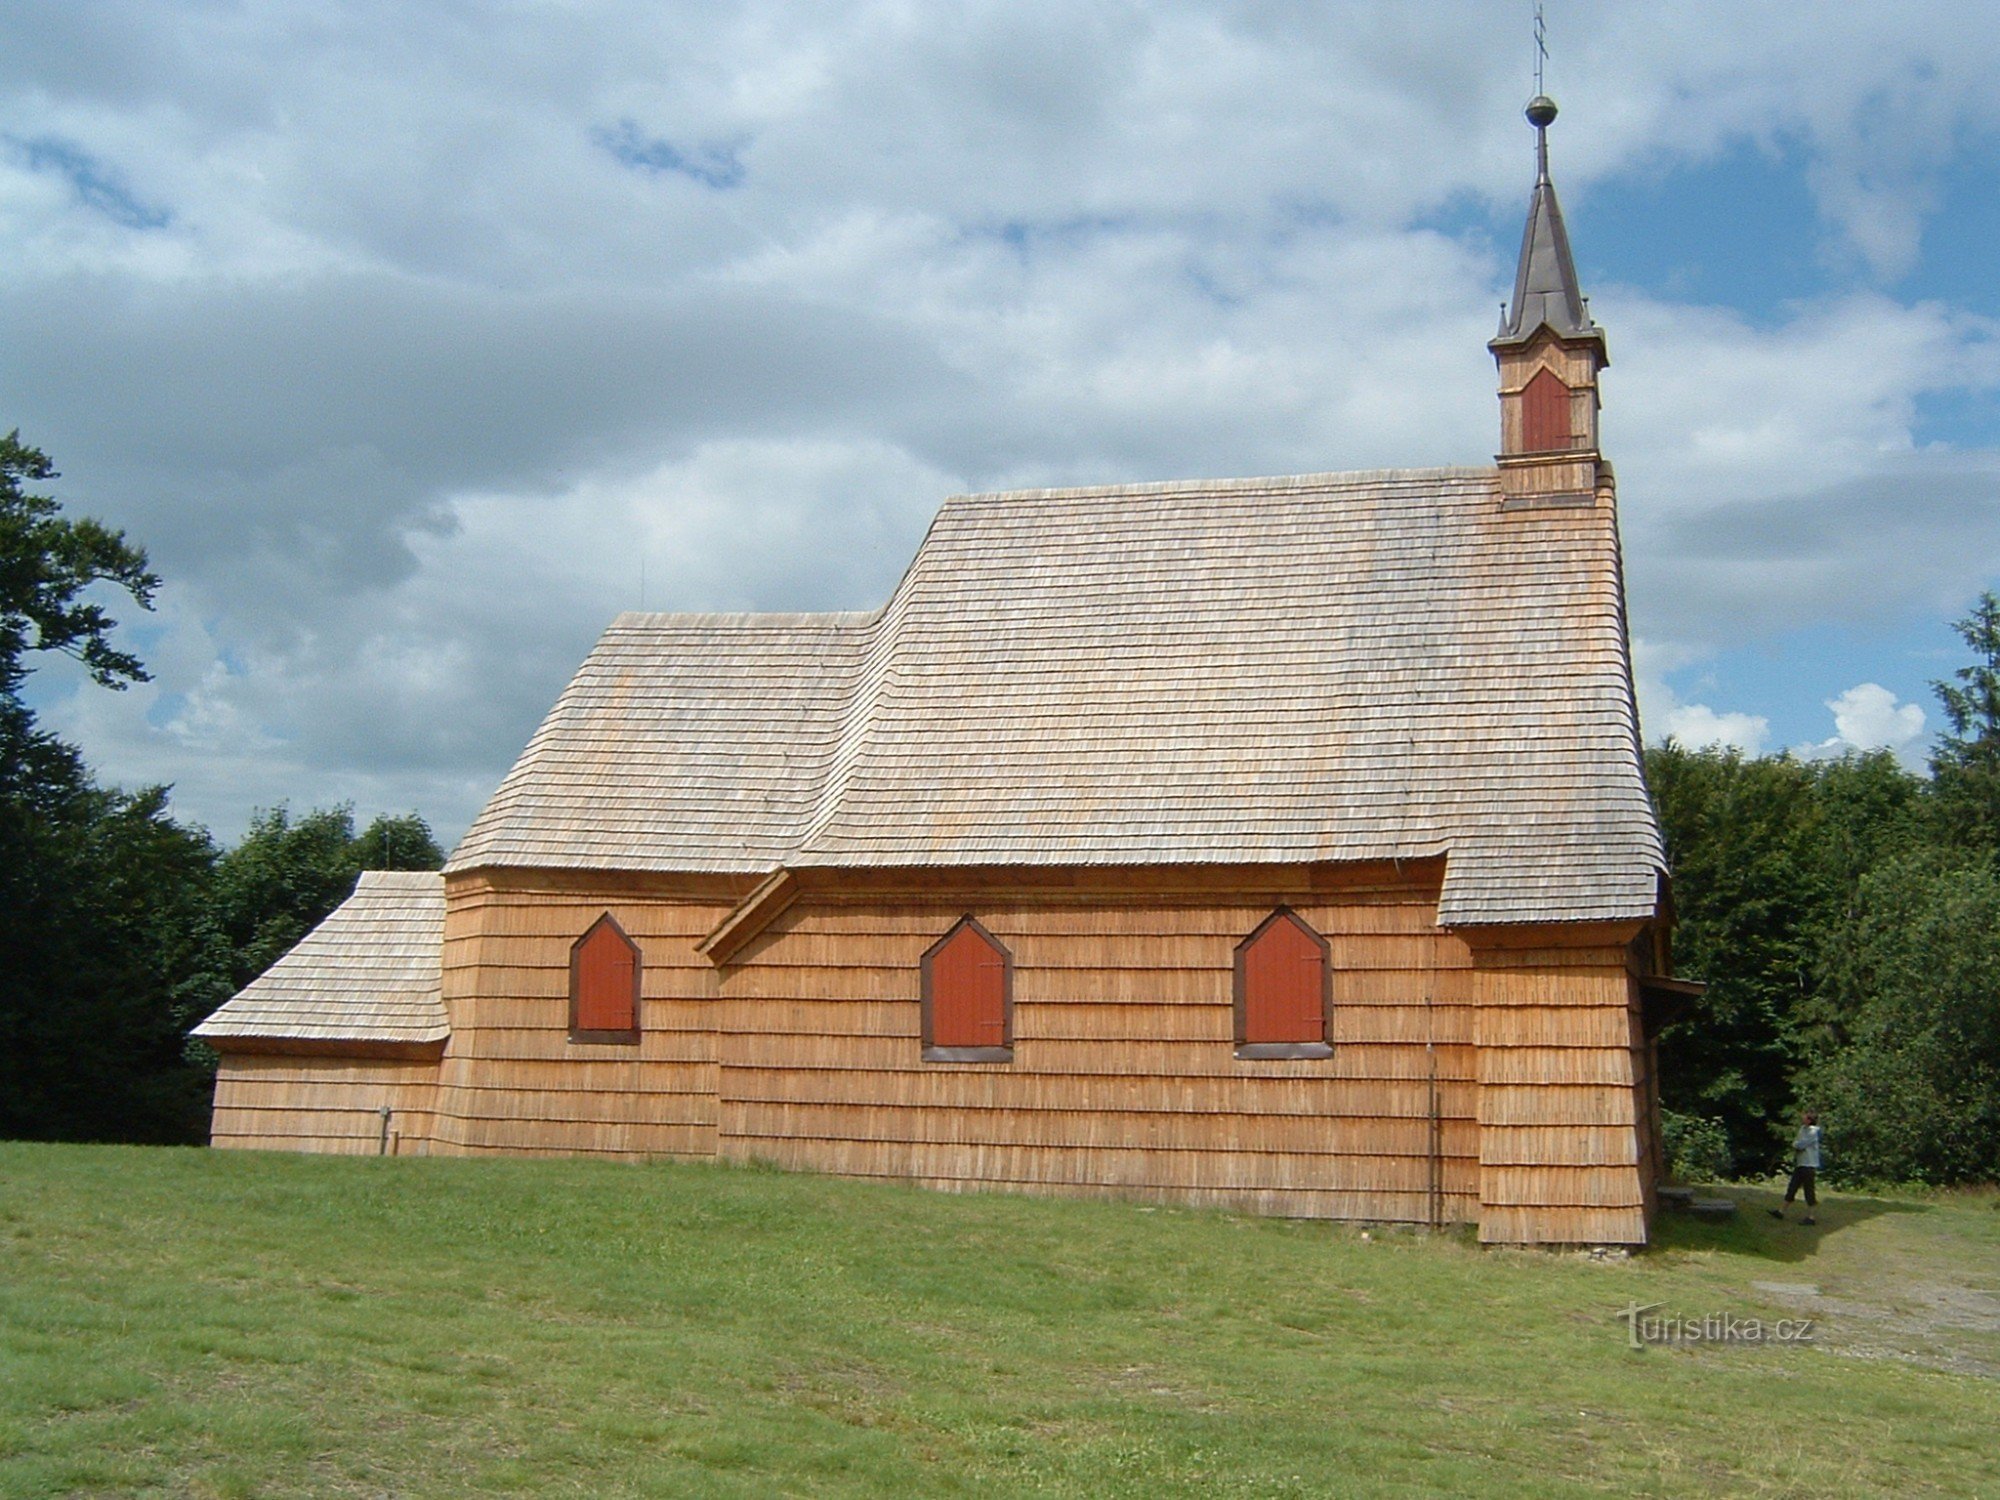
[{"left": 1526, "top": 95, "right": 1558, "bottom": 129}]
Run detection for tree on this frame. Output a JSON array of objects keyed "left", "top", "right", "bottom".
[
  {"left": 352, "top": 812, "right": 445, "bottom": 875},
  {"left": 1796, "top": 852, "right": 2000, "bottom": 1183},
  {"left": 1647, "top": 742, "right": 1823, "bottom": 1171},
  {"left": 1930, "top": 591, "right": 2000, "bottom": 858},
  {"left": 1808, "top": 749, "right": 1929, "bottom": 914},
  {"left": 0, "top": 434, "right": 451, "bottom": 1143},
  {"left": 0, "top": 785, "right": 229, "bottom": 1143},
  {"left": 1646, "top": 741, "right": 1933, "bottom": 1173},
  {"left": 0, "top": 431, "right": 157, "bottom": 700},
  {"left": 0, "top": 433, "right": 221, "bottom": 1142},
  {"left": 209, "top": 805, "right": 442, "bottom": 994}
]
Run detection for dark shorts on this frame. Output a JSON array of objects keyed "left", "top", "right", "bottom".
[{"left": 1784, "top": 1165, "right": 1817, "bottom": 1207}]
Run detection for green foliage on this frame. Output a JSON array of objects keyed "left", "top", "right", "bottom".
[
  {"left": 211, "top": 805, "right": 442, "bottom": 992},
  {"left": 1651, "top": 596, "right": 2000, "bottom": 1187},
  {"left": 0, "top": 432, "right": 442, "bottom": 1144},
  {"left": 1659, "top": 1109, "right": 1733, "bottom": 1183},
  {"left": 1796, "top": 853, "right": 2000, "bottom": 1184},
  {"left": 1646, "top": 743, "right": 1822, "bottom": 1170},
  {"left": 1810, "top": 749, "right": 1931, "bottom": 909},
  {"left": 352, "top": 811, "right": 445, "bottom": 874},
  {"left": 0, "top": 776, "right": 225, "bottom": 1143},
  {"left": 0, "top": 431, "right": 157, "bottom": 696},
  {"left": 0, "top": 436, "right": 212, "bottom": 1143},
  {"left": 1647, "top": 742, "right": 1940, "bottom": 1176},
  {"left": 1929, "top": 590, "right": 2000, "bottom": 856}
]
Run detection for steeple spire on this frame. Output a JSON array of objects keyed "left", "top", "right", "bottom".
[
  {"left": 1490, "top": 93, "right": 1609, "bottom": 507},
  {"left": 1491, "top": 95, "right": 1604, "bottom": 355}
]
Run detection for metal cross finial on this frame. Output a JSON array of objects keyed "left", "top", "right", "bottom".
[
  {"left": 1526, "top": 1, "right": 1556, "bottom": 184},
  {"left": 1534, "top": 1, "right": 1548, "bottom": 97}
]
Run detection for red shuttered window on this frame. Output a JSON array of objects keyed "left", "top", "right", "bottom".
[
  {"left": 1521, "top": 366, "right": 1572, "bottom": 452},
  {"left": 922, "top": 917, "right": 1013, "bottom": 1063},
  {"left": 571, "top": 914, "right": 640, "bottom": 1044},
  {"left": 1235, "top": 909, "right": 1333, "bottom": 1060}
]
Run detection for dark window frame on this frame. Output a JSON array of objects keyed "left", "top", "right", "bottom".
[
  {"left": 920, "top": 914, "right": 1014, "bottom": 1063},
  {"left": 1232, "top": 906, "right": 1334, "bottom": 1061},
  {"left": 569, "top": 911, "right": 641, "bottom": 1045}
]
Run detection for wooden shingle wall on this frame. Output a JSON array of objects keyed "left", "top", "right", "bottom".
[
  {"left": 1469, "top": 928, "right": 1651, "bottom": 1245},
  {"left": 429, "top": 871, "right": 751, "bottom": 1158},
  {"left": 716, "top": 863, "right": 1486, "bottom": 1225},
  {"left": 210, "top": 1054, "right": 439, "bottom": 1154},
  {"left": 205, "top": 861, "right": 1658, "bottom": 1243},
  {"left": 1496, "top": 335, "right": 1602, "bottom": 460}
]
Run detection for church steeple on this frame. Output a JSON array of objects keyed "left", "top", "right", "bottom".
[{"left": 1490, "top": 95, "right": 1609, "bottom": 507}]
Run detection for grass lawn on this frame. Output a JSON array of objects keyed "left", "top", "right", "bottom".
[{"left": 1, "top": 1144, "right": 1995, "bottom": 1498}]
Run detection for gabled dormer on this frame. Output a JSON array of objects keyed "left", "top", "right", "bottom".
[{"left": 1490, "top": 95, "right": 1608, "bottom": 508}]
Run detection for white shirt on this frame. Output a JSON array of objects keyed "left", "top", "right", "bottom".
[{"left": 1793, "top": 1124, "right": 1821, "bottom": 1170}]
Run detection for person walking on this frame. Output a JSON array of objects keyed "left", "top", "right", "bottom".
[{"left": 1768, "top": 1111, "right": 1821, "bottom": 1224}]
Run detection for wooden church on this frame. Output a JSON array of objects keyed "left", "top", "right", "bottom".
[{"left": 197, "top": 96, "right": 1697, "bottom": 1246}]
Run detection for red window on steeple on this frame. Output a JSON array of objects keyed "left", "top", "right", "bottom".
[
  {"left": 1522, "top": 366, "right": 1572, "bottom": 452},
  {"left": 1235, "top": 909, "right": 1332, "bottom": 1059},
  {"left": 571, "top": 914, "right": 640, "bottom": 1043},
  {"left": 922, "top": 917, "right": 1012, "bottom": 1062}
]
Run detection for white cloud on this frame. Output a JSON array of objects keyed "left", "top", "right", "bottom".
[
  {"left": 1793, "top": 681, "right": 1928, "bottom": 764},
  {"left": 1660, "top": 703, "right": 1771, "bottom": 758},
  {"left": 1631, "top": 637, "right": 1770, "bottom": 756},
  {"left": 35, "top": 436, "right": 960, "bottom": 842},
  {"left": 1828, "top": 681, "right": 1926, "bottom": 750},
  {"left": 7, "top": 3, "right": 2000, "bottom": 839}
]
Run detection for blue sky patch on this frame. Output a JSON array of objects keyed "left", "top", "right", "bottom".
[
  {"left": 594, "top": 120, "right": 745, "bottom": 190},
  {"left": 12, "top": 134, "right": 170, "bottom": 230},
  {"left": 1913, "top": 387, "right": 2000, "bottom": 452},
  {"left": 1901, "top": 141, "right": 2000, "bottom": 321},
  {"left": 1660, "top": 610, "right": 1966, "bottom": 759},
  {"left": 1577, "top": 139, "right": 1827, "bottom": 321}
]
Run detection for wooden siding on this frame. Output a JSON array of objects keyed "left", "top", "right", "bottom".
[
  {"left": 208, "top": 859, "right": 1660, "bottom": 1244},
  {"left": 210, "top": 1053, "right": 439, "bottom": 1155},
  {"left": 1497, "top": 337, "right": 1601, "bottom": 459},
  {"left": 1470, "top": 930, "right": 1650, "bottom": 1245},
  {"left": 430, "top": 872, "right": 748, "bottom": 1158},
  {"left": 716, "top": 865, "right": 1484, "bottom": 1226}
]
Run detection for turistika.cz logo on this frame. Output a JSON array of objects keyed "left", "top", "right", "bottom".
[{"left": 1615, "top": 1302, "right": 1817, "bottom": 1350}]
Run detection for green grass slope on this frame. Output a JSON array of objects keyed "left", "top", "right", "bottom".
[{"left": 0, "top": 1144, "right": 1994, "bottom": 1498}]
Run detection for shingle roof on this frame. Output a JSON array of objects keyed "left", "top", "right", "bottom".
[
  {"left": 447, "top": 467, "right": 1664, "bottom": 926},
  {"left": 451, "top": 612, "right": 869, "bottom": 874},
  {"left": 194, "top": 871, "right": 448, "bottom": 1045}
]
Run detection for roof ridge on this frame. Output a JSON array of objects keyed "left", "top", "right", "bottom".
[
  {"left": 610, "top": 609, "right": 878, "bottom": 630},
  {"left": 944, "top": 466, "right": 1500, "bottom": 506}
]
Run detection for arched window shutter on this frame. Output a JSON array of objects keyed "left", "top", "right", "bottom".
[
  {"left": 1521, "top": 366, "right": 1572, "bottom": 452},
  {"left": 1235, "top": 909, "right": 1332, "bottom": 1060},
  {"left": 923, "top": 917, "right": 1013, "bottom": 1063},
  {"left": 571, "top": 914, "right": 640, "bottom": 1043}
]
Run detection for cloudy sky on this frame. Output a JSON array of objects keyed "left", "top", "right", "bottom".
[{"left": 6, "top": 1, "right": 1999, "bottom": 846}]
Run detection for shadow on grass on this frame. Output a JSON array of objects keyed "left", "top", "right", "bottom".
[{"left": 1649, "top": 1182, "right": 1927, "bottom": 1264}]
